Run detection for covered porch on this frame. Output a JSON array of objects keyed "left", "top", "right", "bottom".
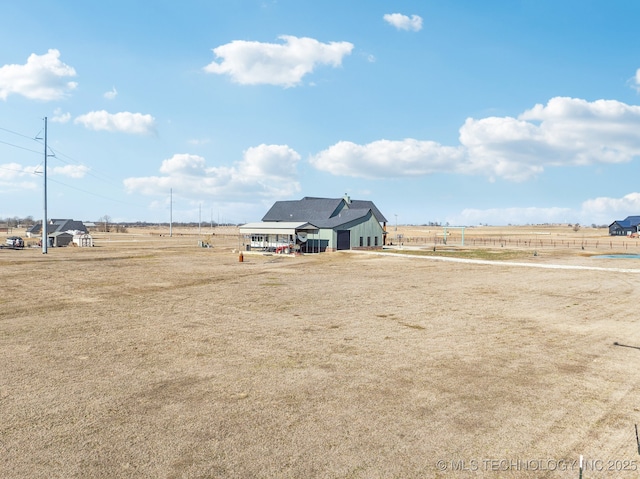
[{"left": 238, "top": 222, "right": 322, "bottom": 254}]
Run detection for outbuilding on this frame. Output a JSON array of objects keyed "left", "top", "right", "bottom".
[
  {"left": 73, "top": 233, "right": 93, "bottom": 247},
  {"left": 48, "top": 231, "right": 73, "bottom": 247}
]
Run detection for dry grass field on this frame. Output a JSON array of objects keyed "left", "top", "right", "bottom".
[{"left": 3, "top": 225, "right": 640, "bottom": 478}]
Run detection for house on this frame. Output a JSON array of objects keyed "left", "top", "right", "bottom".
[
  {"left": 609, "top": 216, "right": 640, "bottom": 236},
  {"left": 26, "top": 219, "right": 89, "bottom": 245},
  {"left": 239, "top": 195, "right": 388, "bottom": 253},
  {"left": 26, "top": 219, "right": 89, "bottom": 237}
]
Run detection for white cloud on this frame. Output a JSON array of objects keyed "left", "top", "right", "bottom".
[
  {"left": 631, "top": 68, "right": 640, "bottom": 92},
  {"left": 0, "top": 162, "right": 33, "bottom": 180},
  {"left": 0, "top": 161, "right": 87, "bottom": 191},
  {"left": 0, "top": 162, "right": 39, "bottom": 191},
  {"left": 383, "top": 13, "right": 423, "bottom": 32},
  {"left": 74, "top": 110, "right": 156, "bottom": 135},
  {"left": 239, "top": 144, "right": 300, "bottom": 180},
  {"left": 51, "top": 108, "right": 71, "bottom": 123},
  {"left": 444, "top": 192, "right": 640, "bottom": 227},
  {"left": 0, "top": 49, "right": 77, "bottom": 101},
  {"left": 580, "top": 192, "right": 640, "bottom": 224},
  {"left": 203, "top": 35, "right": 354, "bottom": 87},
  {"left": 124, "top": 144, "right": 301, "bottom": 200},
  {"left": 159, "top": 154, "right": 207, "bottom": 176},
  {"left": 104, "top": 87, "right": 118, "bottom": 100},
  {"left": 0, "top": 179, "right": 38, "bottom": 191},
  {"left": 51, "top": 164, "right": 89, "bottom": 178},
  {"left": 310, "top": 139, "right": 465, "bottom": 179},
  {"left": 462, "top": 97, "right": 640, "bottom": 180},
  {"left": 311, "top": 97, "right": 640, "bottom": 182}
]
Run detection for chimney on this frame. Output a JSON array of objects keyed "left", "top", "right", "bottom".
[{"left": 343, "top": 193, "right": 351, "bottom": 205}]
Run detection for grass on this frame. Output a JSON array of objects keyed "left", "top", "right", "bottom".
[
  {"left": 3, "top": 227, "right": 640, "bottom": 478},
  {"left": 384, "top": 247, "right": 534, "bottom": 261}
]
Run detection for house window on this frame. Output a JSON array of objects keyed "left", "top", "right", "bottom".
[
  {"left": 374, "top": 236, "right": 378, "bottom": 246},
  {"left": 367, "top": 236, "right": 371, "bottom": 247},
  {"left": 359, "top": 236, "right": 363, "bottom": 247}
]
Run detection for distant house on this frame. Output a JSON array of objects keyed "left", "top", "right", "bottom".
[
  {"left": 609, "top": 216, "right": 640, "bottom": 236},
  {"left": 26, "top": 219, "right": 90, "bottom": 246},
  {"left": 26, "top": 219, "right": 89, "bottom": 238},
  {"left": 240, "top": 195, "right": 388, "bottom": 253}
]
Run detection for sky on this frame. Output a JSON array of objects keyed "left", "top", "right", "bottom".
[{"left": 2, "top": 0, "right": 640, "bottom": 226}]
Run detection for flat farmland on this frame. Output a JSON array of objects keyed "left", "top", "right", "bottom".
[{"left": 2, "top": 226, "right": 640, "bottom": 478}]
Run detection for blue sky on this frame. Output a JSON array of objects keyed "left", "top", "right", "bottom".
[{"left": 2, "top": 0, "right": 640, "bottom": 226}]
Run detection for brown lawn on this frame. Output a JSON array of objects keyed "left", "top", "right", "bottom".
[{"left": 2, "top": 225, "right": 640, "bottom": 478}]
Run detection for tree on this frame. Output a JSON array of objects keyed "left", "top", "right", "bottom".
[{"left": 99, "top": 215, "right": 112, "bottom": 232}]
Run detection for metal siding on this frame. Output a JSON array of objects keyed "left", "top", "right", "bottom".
[
  {"left": 346, "top": 213, "right": 384, "bottom": 248},
  {"left": 317, "top": 229, "right": 335, "bottom": 249},
  {"left": 312, "top": 212, "right": 384, "bottom": 249}
]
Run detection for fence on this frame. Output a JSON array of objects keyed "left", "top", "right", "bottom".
[{"left": 398, "top": 235, "right": 640, "bottom": 251}]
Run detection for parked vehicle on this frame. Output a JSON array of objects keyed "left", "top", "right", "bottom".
[{"left": 5, "top": 236, "right": 24, "bottom": 249}]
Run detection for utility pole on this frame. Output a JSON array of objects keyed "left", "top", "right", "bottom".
[
  {"left": 42, "top": 117, "right": 48, "bottom": 254},
  {"left": 169, "top": 188, "right": 173, "bottom": 237},
  {"left": 198, "top": 203, "right": 201, "bottom": 235}
]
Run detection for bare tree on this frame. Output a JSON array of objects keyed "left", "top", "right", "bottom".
[{"left": 99, "top": 215, "right": 112, "bottom": 233}]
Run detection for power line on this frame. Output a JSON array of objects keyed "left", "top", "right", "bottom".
[
  {"left": 0, "top": 122, "right": 152, "bottom": 215},
  {"left": 0, "top": 163, "right": 39, "bottom": 174},
  {"left": 46, "top": 176, "right": 148, "bottom": 209},
  {"left": 0, "top": 138, "right": 42, "bottom": 155},
  {"left": 46, "top": 145, "right": 124, "bottom": 186},
  {"left": 0, "top": 125, "right": 41, "bottom": 141},
  {"left": 0, "top": 122, "right": 136, "bottom": 200}
]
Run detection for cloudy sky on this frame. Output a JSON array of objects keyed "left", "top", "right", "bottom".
[{"left": 2, "top": 0, "right": 640, "bottom": 226}]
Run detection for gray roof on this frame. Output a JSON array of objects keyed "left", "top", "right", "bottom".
[
  {"left": 612, "top": 216, "right": 640, "bottom": 228},
  {"left": 27, "top": 219, "right": 88, "bottom": 235},
  {"left": 262, "top": 196, "right": 387, "bottom": 228},
  {"left": 50, "top": 219, "right": 88, "bottom": 233}
]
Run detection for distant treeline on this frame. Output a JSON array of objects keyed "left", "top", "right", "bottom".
[
  {"left": 0, "top": 217, "right": 238, "bottom": 229},
  {"left": 114, "top": 221, "right": 237, "bottom": 227},
  {"left": 0, "top": 216, "right": 36, "bottom": 227}
]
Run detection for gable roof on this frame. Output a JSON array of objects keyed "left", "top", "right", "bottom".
[
  {"left": 262, "top": 196, "right": 387, "bottom": 228},
  {"left": 51, "top": 219, "right": 88, "bottom": 232},
  {"left": 27, "top": 219, "right": 88, "bottom": 235},
  {"left": 621, "top": 216, "right": 640, "bottom": 227},
  {"left": 610, "top": 216, "right": 640, "bottom": 228}
]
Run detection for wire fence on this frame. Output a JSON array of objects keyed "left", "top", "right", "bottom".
[{"left": 398, "top": 235, "right": 640, "bottom": 251}]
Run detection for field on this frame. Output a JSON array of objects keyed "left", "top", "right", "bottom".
[{"left": 3, "top": 225, "right": 640, "bottom": 478}]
